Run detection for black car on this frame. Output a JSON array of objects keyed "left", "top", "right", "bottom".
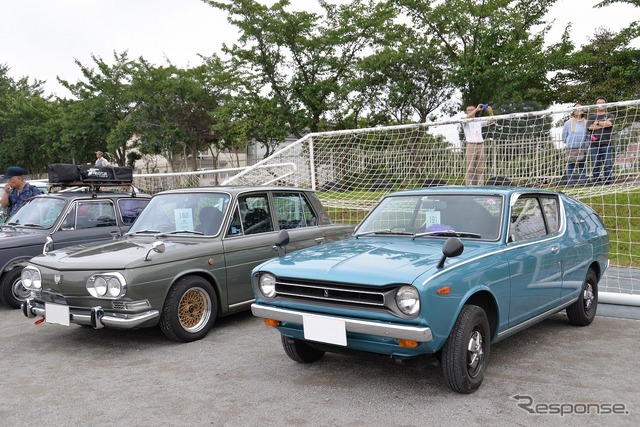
[{"left": 0, "top": 188, "right": 150, "bottom": 308}]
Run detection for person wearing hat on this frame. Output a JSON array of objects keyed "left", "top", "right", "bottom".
[
  {"left": 95, "top": 151, "right": 109, "bottom": 167},
  {"left": 1, "top": 166, "right": 42, "bottom": 217}
]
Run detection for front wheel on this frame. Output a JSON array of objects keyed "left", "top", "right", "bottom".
[
  {"left": 566, "top": 269, "right": 598, "bottom": 326},
  {"left": 281, "top": 336, "right": 325, "bottom": 363},
  {"left": 159, "top": 276, "right": 218, "bottom": 342},
  {"left": 441, "top": 305, "right": 491, "bottom": 394},
  {"left": 1, "top": 268, "right": 29, "bottom": 309}
]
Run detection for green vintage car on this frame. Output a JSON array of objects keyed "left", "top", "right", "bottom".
[{"left": 22, "top": 186, "right": 353, "bottom": 342}]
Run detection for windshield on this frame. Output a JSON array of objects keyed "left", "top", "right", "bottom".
[
  {"left": 356, "top": 194, "right": 504, "bottom": 240},
  {"left": 5, "top": 197, "right": 66, "bottom": 229},
  {"left": 128, "top": 192, "right": 230, "bottom": 236}
]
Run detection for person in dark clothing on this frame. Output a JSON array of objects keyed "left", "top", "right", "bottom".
[
  {"left": 586, "top": 97, "right": 615, "bottom": 184},
  {"left": 1, "top": 166, "right": 42, "bottom": 216}
]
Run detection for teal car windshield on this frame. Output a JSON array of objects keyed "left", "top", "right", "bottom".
[
  {"left": 5, "top": 197, "right": 67, "bottom": 229},
  {"left": 357, "top": 194, "right": 504, "bottom": 240},
  {"left": 128, "top": 193, "right": 230, "bottom": 236}
]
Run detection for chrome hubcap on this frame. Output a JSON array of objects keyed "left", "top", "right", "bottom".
[
  {"left": 583, "top": 282, "right": 594, "bottom": 310},
  {"left": 467, "top": 330, "right": 484, "bottom": 376}
]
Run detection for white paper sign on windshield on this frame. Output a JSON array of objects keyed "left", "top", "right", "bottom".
[{"left": 174, "top": 208, "right": 194, "bottom": 230}]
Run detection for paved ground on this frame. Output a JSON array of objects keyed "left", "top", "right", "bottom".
[{"left": 1, "top": 301, "right": 638, "bottom": 427}]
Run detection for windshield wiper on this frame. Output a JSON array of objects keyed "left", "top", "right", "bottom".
[
  {"left": 412, "top": 230, "right": 482, "bottom": 240},
  {"left": 21, "top": 223, "right": 45, "bottom": 228},
  {"left": 125, "top": 229, "right": 161, "bottom": 236},
  {"left": 355, "top": 229, "right": 413, "bottom": 238},
  {"left": 157, "top": 230, "right": 204, "bottom": 235}
]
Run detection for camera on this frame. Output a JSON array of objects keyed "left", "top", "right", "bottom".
[{"left": 481, "top": 104, "right": 488, "bottom": 110}]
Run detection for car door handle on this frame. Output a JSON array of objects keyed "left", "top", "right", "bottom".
[
  {"left": 550, "top": 245, "right": 559, "bottom": 254},
  {"left": 314, "top": 237, "right": 325, "bottom": 244}
]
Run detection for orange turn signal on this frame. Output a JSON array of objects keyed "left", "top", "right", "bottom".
[
  {"left": 436, "top": 286, "right": 451, "bottom": 295},
  {"left": 263, "top": 318, "right": 281, "bottom": 327},
  {"left": 397, "top": 339, "right": 419, "bottom": 348}
]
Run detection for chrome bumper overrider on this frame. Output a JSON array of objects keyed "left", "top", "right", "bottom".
[
  {"left": 22, "top": 298, "right": 159, "bottom": 329},
  {"left": 251, "top": 303, "right": 433, "bottom": 342}
]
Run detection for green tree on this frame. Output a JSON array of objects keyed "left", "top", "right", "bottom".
[
  {"left": 550, "top": 28, "right": 640, "bottom": 103},
  {"left": 354, "top": 25, "right": 455, "bottom": 125},
  {"left": 0, "top": 64, "right": 59, "bottom": 175},
  {"left": 394, "top": 0, "right": 557, "bottom": 111},
  {"left": 58, "top": 51, "right": 137, "bottom": 166},
  {"left": 205, "top": 0, "right": 396, "bottom": 134},
  {"left": 129, "top": 55, "right": 233, "bottom": 171}
]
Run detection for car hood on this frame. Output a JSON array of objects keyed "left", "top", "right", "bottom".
[
  {"left": 0, "top": 228, "right": 48, "bottom": 248},
  {"left": 29, "top": 237, "right": 207, "bottom": 271},
  {"left": 258, "top": 237, "right": 495, "bottom": 286}
]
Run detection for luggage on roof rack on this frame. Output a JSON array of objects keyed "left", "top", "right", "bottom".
[{"left": 47, "top": 163, "right": 133, "bottom": 186}]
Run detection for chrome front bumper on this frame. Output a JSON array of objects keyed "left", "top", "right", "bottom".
[
  {"left": 22, "top": 298, "right": 159, "bottom": 330},
  {"left": 251, "top": 303, "right": 433, "bottom": 342}
]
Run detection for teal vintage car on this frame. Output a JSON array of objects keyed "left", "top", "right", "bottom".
[
  {"left": 21, "top": 186, "right": 353, "bottom": 342},
  {"left": 250, "top": 186, "right": 610, "bottom": 393}
]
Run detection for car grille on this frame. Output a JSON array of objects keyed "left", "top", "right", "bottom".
[
  {"left": 273, "top": 278, "right": 409, "bottom": 316},
  {"left": 276, "top": 280, "right": 385, "bottom": 306}
]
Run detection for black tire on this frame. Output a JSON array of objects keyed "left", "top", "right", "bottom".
[
  {"left": 441, "top": 305, "right": 491, "bottom": 394},
  {"left": 1, "top": 268, "right": 29, "bottom": 309},
  {"left": 566, "top": 269, "right": 598, "bottom": 326},
  {"left": 281, "top": 336, "right": 325, "bottom": 363},
  {"left": 159, "top": 276, "right": 218, "bottom": 342}
]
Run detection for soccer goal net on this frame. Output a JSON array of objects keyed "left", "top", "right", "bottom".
[{"left": 216, "top": 99, "right": 640, "bottom": 300}]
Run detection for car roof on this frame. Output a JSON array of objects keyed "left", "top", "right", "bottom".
[
  {"left": 157, "top": 186, "right": 315, "bottom": 196},
  {"left": 391, "top": 185, "right": 558, "bottom": 197}
]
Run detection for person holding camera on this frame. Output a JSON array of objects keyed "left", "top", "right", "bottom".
[
  {"left": 463, "top": 103, "right": 495, "bottom": 185},
  {"left": 586, "top": 97, "right": 615, "bottom": 185}
]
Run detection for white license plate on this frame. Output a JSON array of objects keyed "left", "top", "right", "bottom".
[
  {"left": 45, "top": 303, "right": 70, "bottom": 326},
  {"left": 303, "top": 314, "right": 346, "bottom": 346}
]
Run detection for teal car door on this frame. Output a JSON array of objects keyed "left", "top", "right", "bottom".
[{"left": 504, "top": 194, "right": 563, "bottom": 327}]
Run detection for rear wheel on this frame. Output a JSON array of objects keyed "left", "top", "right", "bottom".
[
  {"left": 441, "top": 305, "right": 491, "bottom": 394},
  {"left": 281, "top": 336, "right": 325, "bottom": 363},
  {"left": 1, "top": 268, "right": 29, "bottom": 309},
  {"left": 159, "top": 276, "right": 217, "bottom": 342},
  {"left": 566, "top": 269, "right": 598, "bottom": 326}
]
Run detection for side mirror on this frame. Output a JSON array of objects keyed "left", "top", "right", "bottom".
[
  {"left": 436, "top": 237, "right": 464, "bottom": 269},
  {"left": 144, "top": 240, "right": 166, "bottom": 261},
  {"left": 43, "top": 236, "right": 54, "bottom": 255},
  {"left": 273, "top": 230, "right": 290, "bottom": 257}
]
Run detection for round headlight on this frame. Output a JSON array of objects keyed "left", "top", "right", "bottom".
[
  {"left": 22, "top": 268, "right": 42, "bottom": 290},
  {"left": 396, "top": 286, "right": 420, "bottom": 316},
  {"left": 259, "top": 273, "right": 277, "bottom": 298},
  {"left": 107, "top": 277, "right": 122, "bottom": 297},
  {"left": 94, "top": 277, "right": 108, "bottom": 296},
  {"left": 87, "top": 273, "right": 127, "bottom": 298}
]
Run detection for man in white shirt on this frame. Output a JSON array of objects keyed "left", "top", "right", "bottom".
[
  {"left": 463, "top": 104, "right": 495, "bottom": 185},
  {"left": 95, "top": 151, "right": 109, "bottom": 167}
]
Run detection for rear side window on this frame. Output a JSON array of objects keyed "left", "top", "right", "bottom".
[
  {"left": 119, "top": 199, "right": 150, "bottom": 226},
  {"left": 273, "top": 192, "right": 318, "bottom": 229},
  {"left": 509, "top": 197, "right": 546, "bottom": 242},
  {"left": 540, "top": 196, "right": 560, "bottom": 233}
]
